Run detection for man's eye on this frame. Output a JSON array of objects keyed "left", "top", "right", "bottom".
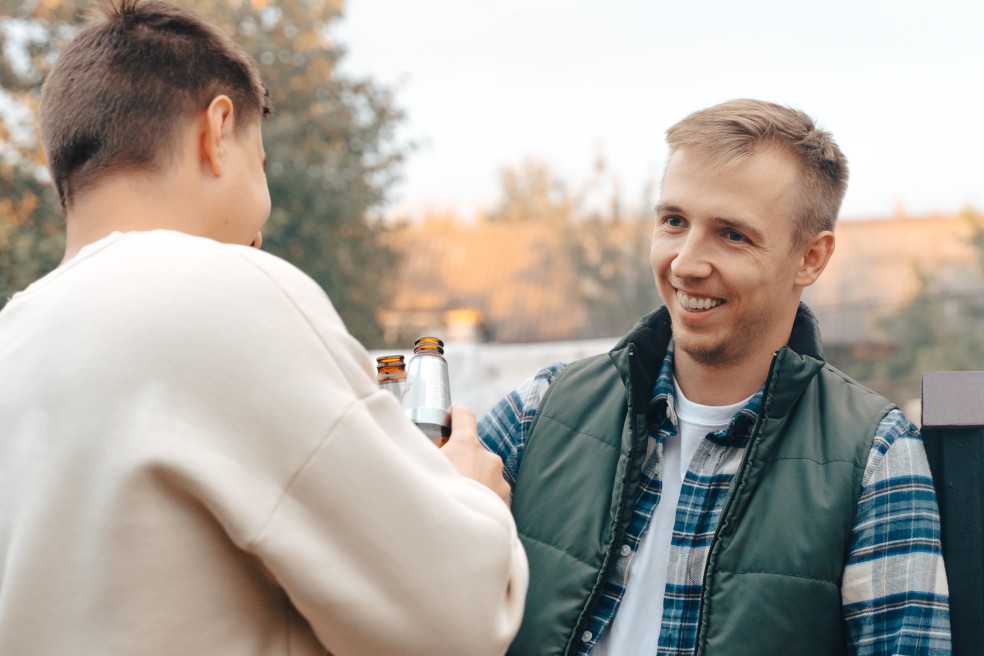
[
  {"left": 725, "top": 230, "right": 746, "bottom": 242},
  {"left": 665, "top": 216, "right": 684, "bottom": 227}
]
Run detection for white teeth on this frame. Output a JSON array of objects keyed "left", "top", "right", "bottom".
[{"left": 677, "top": 291, "right": 722, "bottom": 311}]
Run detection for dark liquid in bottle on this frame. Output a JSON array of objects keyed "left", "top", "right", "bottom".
[{"left": 417, "top": 422, "right": 451, "bottom": 447}]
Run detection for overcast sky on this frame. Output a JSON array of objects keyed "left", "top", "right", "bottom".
[{"left": 335, "top": 0, "right": 983, "bottom": 222}]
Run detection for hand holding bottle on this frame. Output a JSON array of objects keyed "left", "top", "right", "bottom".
[{"left": 440, "top": 404, "right": 512, "bottom": 507}]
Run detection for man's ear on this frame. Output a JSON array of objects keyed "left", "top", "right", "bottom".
[
  {"left": 201, "top": 95, "right": 235, "bottom": 177},
  {"left": 795, "top": 230, "right": 835, "bottom": 287}
]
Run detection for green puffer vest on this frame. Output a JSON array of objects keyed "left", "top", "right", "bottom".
[{"left": 508, "top": 305, "right": 895, "bottom": 656}]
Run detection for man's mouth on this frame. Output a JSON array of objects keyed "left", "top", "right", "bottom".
[{"left": 676, "top": 290, "right": 724, "bottom": 311}]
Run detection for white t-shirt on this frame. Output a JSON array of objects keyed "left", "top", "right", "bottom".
[{"left": 592, "top": 379, "right": 752, "bottom": 655}]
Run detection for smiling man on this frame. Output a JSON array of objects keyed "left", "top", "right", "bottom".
[{"left": 479, "top": 99, "right": 951, "bottom": 655}]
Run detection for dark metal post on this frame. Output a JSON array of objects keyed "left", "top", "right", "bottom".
[{"left": 922, "top": 371, "right": 984, "bottom": 655}]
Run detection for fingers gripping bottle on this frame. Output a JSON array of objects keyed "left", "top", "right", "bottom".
[
  {"left": 401, "top": 336, "right": 451, "bottom": 446},
  {"left": 375, "top": 355, "right": 407, "bottom": 401}
]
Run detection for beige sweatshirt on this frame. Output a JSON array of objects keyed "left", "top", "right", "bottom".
[{"left": 0, "top": 230, "right": 527, "bottom": 655}]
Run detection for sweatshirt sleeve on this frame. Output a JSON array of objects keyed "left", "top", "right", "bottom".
[
  {"left": 251, "top": 390, "right": 529, "bottom": 656},
  {"left": 152, "top": 244, "right": 528, "bottom": 656}
]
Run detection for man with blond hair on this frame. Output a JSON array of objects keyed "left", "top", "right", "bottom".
[
  {"left": 0, "top": 1, "right": 527, "bottom": 654},
  {"left": 481, "top": 99, "right": 950, "bottom": 655}
]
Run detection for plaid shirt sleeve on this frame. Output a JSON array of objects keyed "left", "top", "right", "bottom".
[
  {"left": 842, "top": 408, "right": 951, "bottom": 655},
  {"left": 477, "top": 362, "right": 567, "bottom": 488}
]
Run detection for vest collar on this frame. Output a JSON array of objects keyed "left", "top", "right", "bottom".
[
  {"left": 785, "top": 303, "right": 825, "bottom": 360},
  {"left": 609, "top": 303, "right": 827, "bottom": 423},
  {"left": 612, "top": 302, "right": 825, "bottom": 367}
]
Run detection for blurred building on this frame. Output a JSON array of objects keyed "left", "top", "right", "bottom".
[
  {"left": 377, "top": 218, "right": 650, "bottom": 345},
  {"left": 803, "top": 212, "right": 981, "bottom": 361},
  {"left": 380, "top": 211, "right": 980, "bottom": 350}
]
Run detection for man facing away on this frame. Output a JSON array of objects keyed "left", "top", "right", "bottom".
[
  {"left": 0, "top": 1, "right": 527, "bottom": 654},
  {"left": 480, "top": 99, "right": 950, "bottom": 655}
]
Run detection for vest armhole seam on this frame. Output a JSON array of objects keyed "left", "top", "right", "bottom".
[
  {"left": 714, "top": 568, "right": 840, "bottom": 587},
  {"left": 536, "top": 412, "right": 620, "bottom": 451},
  {"left": 519, "top": 530, "right": 598, "bottom": 568},
  {"left": 762, "top": 455, "right": 861, "bottom": 466}
]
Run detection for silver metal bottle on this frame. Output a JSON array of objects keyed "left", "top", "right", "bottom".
[{"left": 401, "top": 336, "right": 451, "bottom": 446}]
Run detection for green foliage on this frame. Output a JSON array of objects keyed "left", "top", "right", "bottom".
[
  {"left": 0, "top": 0, "right": 76, "bottom": 301},
  {"left": 0, "top": 164, "right": 64, "bottom": 302},
  {"left": 0, "top": 0, "right": 406, "bottom": 346}
]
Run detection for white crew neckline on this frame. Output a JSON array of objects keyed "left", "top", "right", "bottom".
[{"left": 672, "top": 378, "right": 754, "bottom": 428}]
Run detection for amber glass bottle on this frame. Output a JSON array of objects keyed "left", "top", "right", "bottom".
[{"left": 375, "top": 355, "right": 407, "bottom": 401}]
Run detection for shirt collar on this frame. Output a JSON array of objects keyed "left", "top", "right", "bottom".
[{"left": 648, "top": 340, "right": 763, "bottom": 447}]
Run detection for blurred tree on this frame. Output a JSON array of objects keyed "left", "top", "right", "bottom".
[
  {"left": 839, "top": 208, "right": 984, "bottom": 404},
  {"left": 0, "top": 0, "right": 74, "bottom": 302},
  {"left": 0, "top": 0, "right": 406, "bottom": 346},
  {"left": 486, "top": 156, "right": 659, "bottom": 337},
  {"left": 0, "top": 163, "right": 64, "bottom": 301},
  {"left": 559, "top": 165, "right": 660, "bottom": 336},
  {"left": 487, "top": 158, "right": 576, "bottom": 225}
]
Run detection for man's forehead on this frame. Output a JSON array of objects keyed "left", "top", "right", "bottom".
[
  {"left": 665, "top": 144, "right": 798, "bottom": 176},
  {"left": 657, "top": 147, "right": 802, "bottom": 243},
  {"left": 661, "top": 146, "right": 799, "bottom": 194}
]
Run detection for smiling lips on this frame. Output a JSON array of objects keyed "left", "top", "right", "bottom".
[{"left": 677, "top": 290, "right": 724, "bottom": 311}]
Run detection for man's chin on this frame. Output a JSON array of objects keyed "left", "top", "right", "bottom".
[{"left": 674, "top": 337, "right": 733, "bottom": 367}]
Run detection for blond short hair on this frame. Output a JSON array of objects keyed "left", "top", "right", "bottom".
[{"left": 666, "top": 99, "right": 848, "bottom": 247}]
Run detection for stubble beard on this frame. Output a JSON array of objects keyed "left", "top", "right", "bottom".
[
  {"left": 674, "top": 334, "right": 738, "bottom": 367},
  {"left": 672, "top": 313, "right": 758, "bottom": 369}
]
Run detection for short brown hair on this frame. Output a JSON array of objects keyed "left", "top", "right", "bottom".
[
  {"left": 40, "top": 0, "right": 272, "bottom": 209},
  {"left": 666, "top": 99, "right": 848, "bottom": 247}
]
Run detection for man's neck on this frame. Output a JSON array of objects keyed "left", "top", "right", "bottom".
[
  {"left": 62, "top": 172, "right": 203, "bottom": 263},
  {"left": 672, "top": 349, "right": 775, "bottom": 407}
]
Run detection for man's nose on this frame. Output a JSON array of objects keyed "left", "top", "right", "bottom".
[{"left": 670, "top": 232, "right": 713, "bottom": 280}]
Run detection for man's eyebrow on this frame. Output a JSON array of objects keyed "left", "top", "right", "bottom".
[{"left": 655, "top": 202, "right": 685, "bottom": 214}]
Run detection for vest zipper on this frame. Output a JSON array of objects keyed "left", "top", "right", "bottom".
[
  {"left": 692, "top": 349, "right": 783, "bottom": 655},
  {"left": 567, "top": 343, "right": 649, "bottom": 656}
]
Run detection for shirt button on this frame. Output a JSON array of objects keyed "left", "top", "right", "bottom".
[
  {"left": 620, "top": 544, "right": 631, "bottom": 557},
  {"left": 582, "top": 630, "right": 593, "bottom": 642}
]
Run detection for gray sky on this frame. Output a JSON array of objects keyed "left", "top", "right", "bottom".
[{"left": 335, "top": 0, "right": 984, "bottom": 221}]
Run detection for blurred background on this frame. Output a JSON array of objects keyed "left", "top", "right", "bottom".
[{"left": 2, "top": 0, "right": 982, "bottom": 415}]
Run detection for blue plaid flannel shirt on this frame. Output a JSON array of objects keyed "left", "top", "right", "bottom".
[{"left": 478, "top": 345, "right": 951, "bottom": 655}]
